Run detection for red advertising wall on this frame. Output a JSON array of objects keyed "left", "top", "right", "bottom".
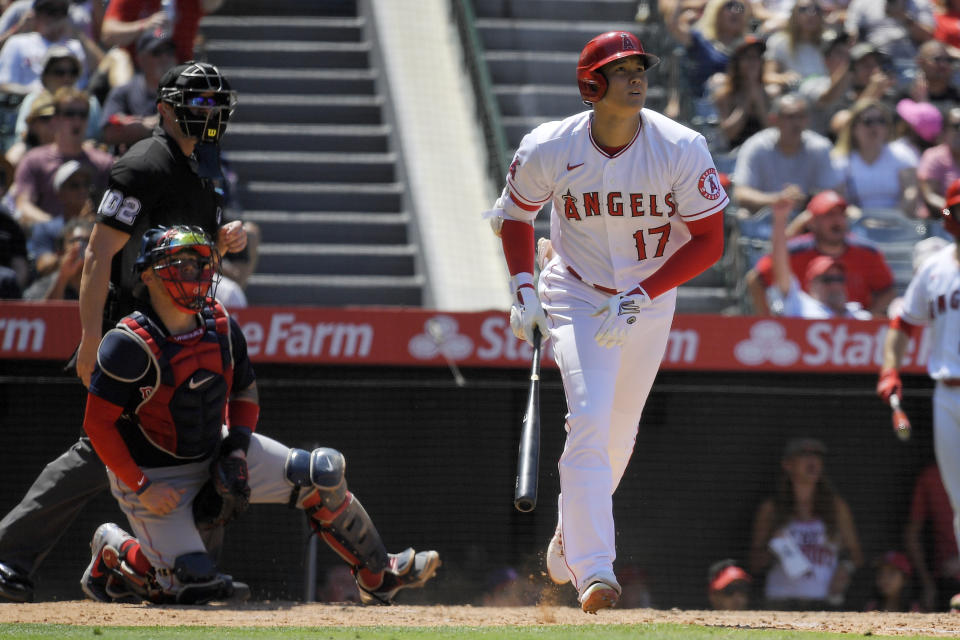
[{"left": 0, "top": 301, "right": 928, "bottom": 374}]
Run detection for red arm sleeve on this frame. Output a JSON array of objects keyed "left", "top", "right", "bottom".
[
  {"left": 630, "top": 213, "right": 725, "bottom": 299},
  {"left": 83, "top": 394, "right": 150, "bottom": 494},
  {"left": 500, "top": 219, "right": 535, "bottom": 277}
]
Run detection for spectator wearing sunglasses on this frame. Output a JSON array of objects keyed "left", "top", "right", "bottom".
[
  {"left": 746, "top": 189, "right": 895, "bottom": 317},
  {"left": 12, "top": 45, "right": 101, "bottom": 149},
  {"left": 4, "top": 88, "right": 54, "bottom": 168},
  {"left": 11, "top": 86, "right": 112, "bottom": 228},
  {"left": 0, "top": 0, "right": 102, "bottom": 92},
  {"left": 832, "top": 98, "right": 919, "bottom": 216},
  {"left": 898, "top": 40, "right": 960, "bottom": 120},
  {"left": 707, "top": 559, "right": 752, "bottom": 610}
]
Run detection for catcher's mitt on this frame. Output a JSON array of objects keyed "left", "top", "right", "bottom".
[{"left": 193, "top": 453, "right": 251, "bottom": 529}]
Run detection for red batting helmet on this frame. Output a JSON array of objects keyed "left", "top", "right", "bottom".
[
  {"left": 942, "top": 178, "right": 960, "bottom": 239},
  {"left": 577, "top": 31, "right": 660, "bottom": 104}
]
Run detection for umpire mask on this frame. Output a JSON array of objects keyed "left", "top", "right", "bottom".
[{"left": 158, "top": 61, "right": 237, "bottom": 145}]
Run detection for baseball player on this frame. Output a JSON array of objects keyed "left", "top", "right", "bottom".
[
  {"left": 0, "top": 61, "right": 244, "bottom": 602},
  {"left": 878, "top": 176, "right": 960, "bottom": 611},
  {"left": 486, "top": 31, "right": 726, "bottom": 613},
  {"left": 79, "top": 226, "right": 440, "bottom": 604}
]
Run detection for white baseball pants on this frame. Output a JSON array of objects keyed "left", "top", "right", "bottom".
[{"left": 539, "top": 258, "right": 675, "bottom": 593}]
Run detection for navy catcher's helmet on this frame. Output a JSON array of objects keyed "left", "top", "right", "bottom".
[
  {"left": 135, "top": 225, "right": 220, "bottom": 312},
  {"left": 157, "top": 61, "right": 237, "bottom": 143}
]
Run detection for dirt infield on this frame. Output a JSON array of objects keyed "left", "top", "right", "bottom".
[{"left": 0, "top": 602, "right": 959, "bottom": 635}]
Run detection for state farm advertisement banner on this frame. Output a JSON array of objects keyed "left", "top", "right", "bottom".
[{"left": 0, "top": 302, "right": 930, "bottom": 374}]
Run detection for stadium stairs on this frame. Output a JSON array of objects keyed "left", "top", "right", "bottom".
[{"left": 200, "top": 0, "right": 424, "bottom": 306}]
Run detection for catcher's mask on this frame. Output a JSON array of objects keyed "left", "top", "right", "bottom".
[
  {"left": 135, "top": 225, "right": 220, "bottom": 313},
  {"left": 157, "top": 61, "right": 237, "bottom": 144}
]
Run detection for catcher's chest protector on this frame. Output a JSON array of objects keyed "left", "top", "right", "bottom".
[{"left": 121, "top": 301, "right": 234, "bottom": 458}]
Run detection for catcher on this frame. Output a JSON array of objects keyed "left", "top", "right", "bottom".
[{"left": 79, "top": 225, "right": 440, "bottom": 604}]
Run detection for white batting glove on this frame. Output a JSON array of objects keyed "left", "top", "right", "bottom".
[
  {"left": 509, "top": 273, "right": 548, "bottom": 345},
  {"left": 591, "top": 288, "right": 651, "bottom": 348}
]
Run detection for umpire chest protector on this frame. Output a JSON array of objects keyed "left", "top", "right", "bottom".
[
  {"left": 119, "top": 300, "right": 234, "bottom": 459},
  {"left": 100, "top": 130, "right": 223, "bottom": 312}
]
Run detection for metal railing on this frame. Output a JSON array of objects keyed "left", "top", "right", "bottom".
[{"left": 449, "top": 0, "right": 510, "bottom": 189}]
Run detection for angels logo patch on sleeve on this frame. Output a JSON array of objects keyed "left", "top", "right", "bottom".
[{"left": 697, "top": 168, "right": 722, "bottom": 201}]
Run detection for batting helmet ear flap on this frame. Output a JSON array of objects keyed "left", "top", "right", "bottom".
[{"left": 578, "top": 70, "right": 607, "bottom": 105}]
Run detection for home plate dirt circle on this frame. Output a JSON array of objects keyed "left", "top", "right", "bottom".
[{"left": 0, "top": 602, "right": 959, "bottom": 635}]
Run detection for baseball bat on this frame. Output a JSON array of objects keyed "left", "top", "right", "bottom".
[
  {"left": 514, "top": 328, "right": 542, "bottom": 513},
  {"left": 890, "top": 394, "right": 912, "bottom": 442}
]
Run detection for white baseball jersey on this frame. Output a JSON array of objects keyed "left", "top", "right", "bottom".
[
  {"left": 764, "top": 518, "right": 839, "bottom": 602},
  {"left": 898, "top": 243, "right": 960, "bottom": 380},
  {"left": 498, "top": 109, "right": 728, "bottom": 291}
]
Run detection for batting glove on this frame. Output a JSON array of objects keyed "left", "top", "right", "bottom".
[
  {"left": 509, "top": 272, "right": 548, "bottom": 346},
  {"left": 877, "top": 368, "right": 903, "bottom": 406},
  {"left": 591, "top": 288, "right": 651, "bottom": 348}
]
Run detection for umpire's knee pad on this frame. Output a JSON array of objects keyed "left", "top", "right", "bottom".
[
  {"left": 284, "top": 447, "right": 347, "bottom": 511},
  {"left": 172, "top": 552, "right": 232, "bottom": 605}
]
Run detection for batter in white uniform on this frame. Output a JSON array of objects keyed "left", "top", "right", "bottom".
[
  {"left": 487, "top": 31, "right": 727, "bottom": 613},
  {"left": 878, "top": 177, "right": 960, "bottom": 609}
]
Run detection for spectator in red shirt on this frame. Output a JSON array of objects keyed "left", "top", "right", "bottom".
[
  {"left": 100, "top": 0, "right": 224, "bottom": 66},
  {"left": 933, "top": 0, "right": 960, "bottom": 49},
  {"left": 905, "top": 463, "right": 960, "bottom": 612},
  {"left": 745, "top": 189, "right": 896, "bottom": 316}
]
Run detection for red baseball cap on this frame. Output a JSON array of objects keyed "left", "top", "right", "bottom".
[
  {"left": 709, "top": 565, "right": 751, "bottom": 592},
  {"left": 804, "top": 256, "right": 844, "bottom": 285},
  {"left": 808, "top": 190, "right": 847, "bottom": 217},
  {"left": 946, "top": 178, "right": 960, "bottom": 209},
  {"left": 879, "top": 551, "right": 912, "bottom": 576}
]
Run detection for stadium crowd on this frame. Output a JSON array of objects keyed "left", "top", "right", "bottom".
[
  {"left": 662, "top": 0, "right": 960, "bottom": 319},
  {"left": 0, "top": 0, "right": 255, "bottom": 306}
]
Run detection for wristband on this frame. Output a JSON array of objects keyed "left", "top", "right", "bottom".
[
  {"left": 510, "top": 272, "right": 536, "bottom": 293},
  {"left": 134, "top": 476, "right": 152, "bottom": 495},
  {"left": 226, "top": 399, "right": 259, "bottom": 433}
]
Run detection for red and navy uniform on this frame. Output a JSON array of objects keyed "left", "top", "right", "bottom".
[
  {"left": 754, "top": 233, "right": 894, "bottom": 309},
  {"left": 84, "top": 300, "right": 254, "bottom": 492}
]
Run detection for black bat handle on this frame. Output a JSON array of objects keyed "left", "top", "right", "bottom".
[{"left": 514, "top": 328, "right": 542, "bottom": 512}]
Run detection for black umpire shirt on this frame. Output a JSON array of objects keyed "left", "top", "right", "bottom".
[{"left": 96, "top": 126, "right": 223, "bottom": 320}]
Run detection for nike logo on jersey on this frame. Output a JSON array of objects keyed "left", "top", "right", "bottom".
[
  {"left": 566, "top": 162, "right": 584, "bottom": 171},
  {"left": 137, "top": 477, "right": 145, "bottom": 487},
  {"left": 188, "top": 374, "right": 215, "bottom": 390}
]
